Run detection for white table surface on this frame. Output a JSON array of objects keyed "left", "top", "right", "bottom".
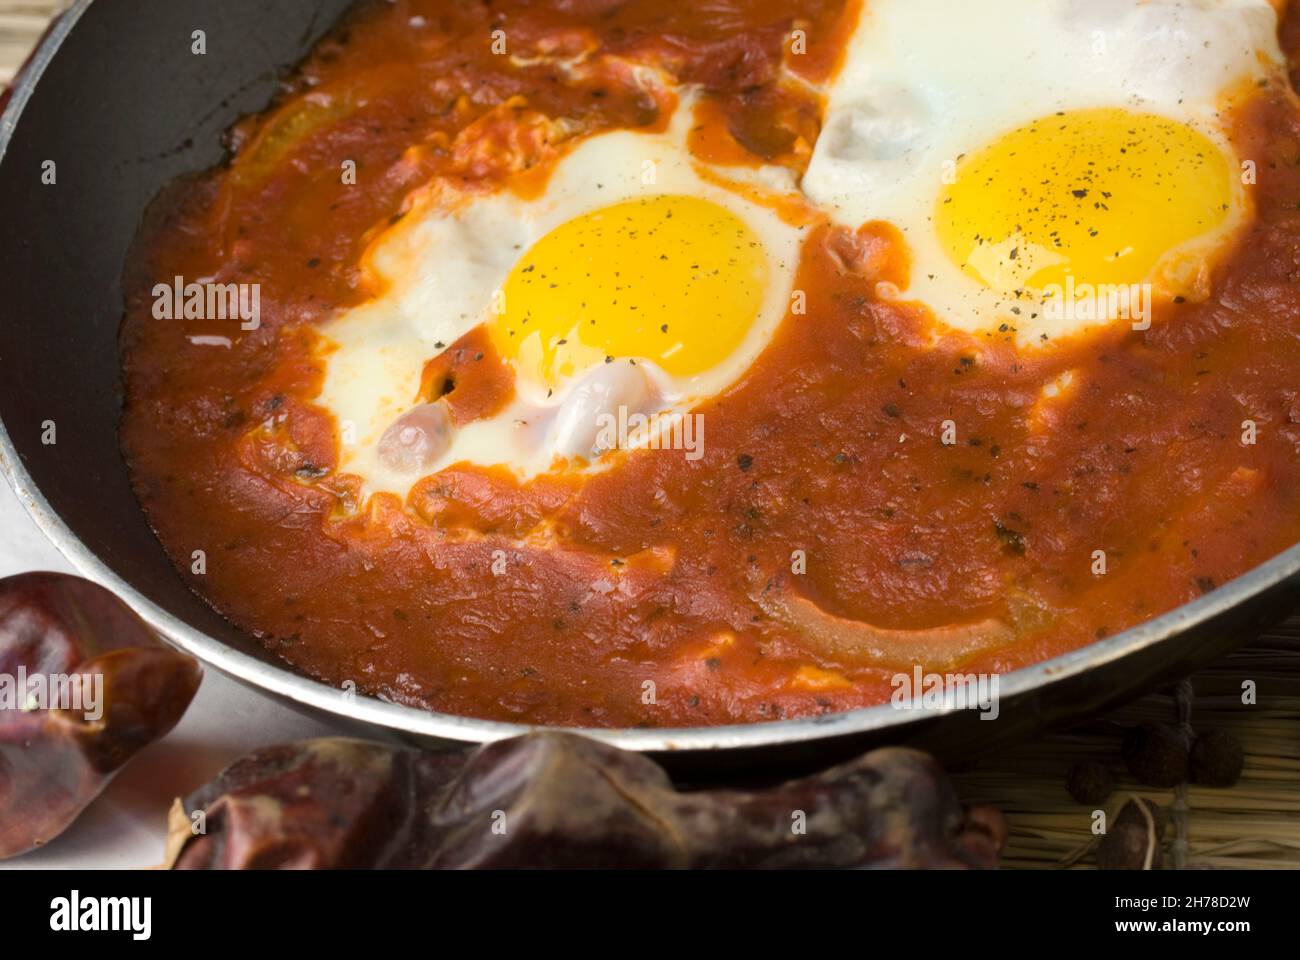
[{"left": 0, "top": 479, "right": 343, "bottom": 870}]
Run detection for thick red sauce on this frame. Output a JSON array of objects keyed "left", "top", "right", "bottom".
[{"left": 121, "top": 0, "right": 1300, "bottom": 727}]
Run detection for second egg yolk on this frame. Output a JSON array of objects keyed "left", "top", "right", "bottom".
[{"left": 936, "top": 108, "right": 1234, "bottom": 301}]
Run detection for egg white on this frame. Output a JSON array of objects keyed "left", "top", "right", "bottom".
[
  {"left": 802, "top": 0, "right": 1284, "bottom": 345},
  {"left": 317, "top": 97, "right": 813, "bottom": 497}
]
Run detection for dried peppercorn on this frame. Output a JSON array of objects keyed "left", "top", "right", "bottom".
[
  {"left": 168, "top": 734, "right": 1006, "bottom": 870},
  {"left": 1097, "top": 822, "right": 1162, "bottom": 871},
  {"left": 0, "top": 573, "right": 201, "bottom": 859},
  {"left": 1122, "top": 722, "right": 1190, "bottom": 788},
  {"left": 1065, "top": 761, "right": 1114, "bottom": 805},
  {"left": 1189, "top": 729, "right": 1245, "bottom": 788},
  {"left": 1114, "top": 797, "right": 1167, "bottom": 840}
]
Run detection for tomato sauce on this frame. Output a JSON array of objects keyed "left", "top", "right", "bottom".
[{"left": 120, "top": 0, "right": 1300, "bottom": 727}]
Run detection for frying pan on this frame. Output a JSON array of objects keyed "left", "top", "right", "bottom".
[{"left": 1, "top": 0, "right": 1298, "bottom": 774}]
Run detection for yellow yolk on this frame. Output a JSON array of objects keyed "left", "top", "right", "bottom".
[
  {"left": 491, "top": 195, "right": 768, "bottom": 390},
  {"left": 936, "top": 108, "right": 1233, "bottom": 300}
]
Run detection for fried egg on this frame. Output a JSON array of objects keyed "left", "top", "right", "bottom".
[
  {"left": 318, "top": 99, "right": 813, "bottom": 495},
  {"left": 802, "top": 0, "right": 1284, "bottom": 345}
]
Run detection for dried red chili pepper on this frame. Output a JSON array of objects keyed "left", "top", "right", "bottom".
[
  {"left": 170, "top": 733, "right": 1004, "bottom": 869},
  {"left": 0, "top": 572, "right": 201, "bottom": 859}
]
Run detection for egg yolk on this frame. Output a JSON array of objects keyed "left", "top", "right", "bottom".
[
  {"left": 936, "top": 108, "right": 1233, "bottom": 301},
  {"left": 491, "top": 195, "right": 768, "bottom": 390}
]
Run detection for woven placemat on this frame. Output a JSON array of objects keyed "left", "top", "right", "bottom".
[
  {"left": 4, "top": 0, "right": 1299, "bottom": 870},
  {"left": 0, "top": 1, "right": 64, "bottom": 85},
  {"left": 954, "top": 618, "right": 1300, "bottom": 869}
]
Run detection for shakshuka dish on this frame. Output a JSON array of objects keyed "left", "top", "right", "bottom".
[{"left": 120, "top": 0, "right": 1300, "bottom": 728}]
